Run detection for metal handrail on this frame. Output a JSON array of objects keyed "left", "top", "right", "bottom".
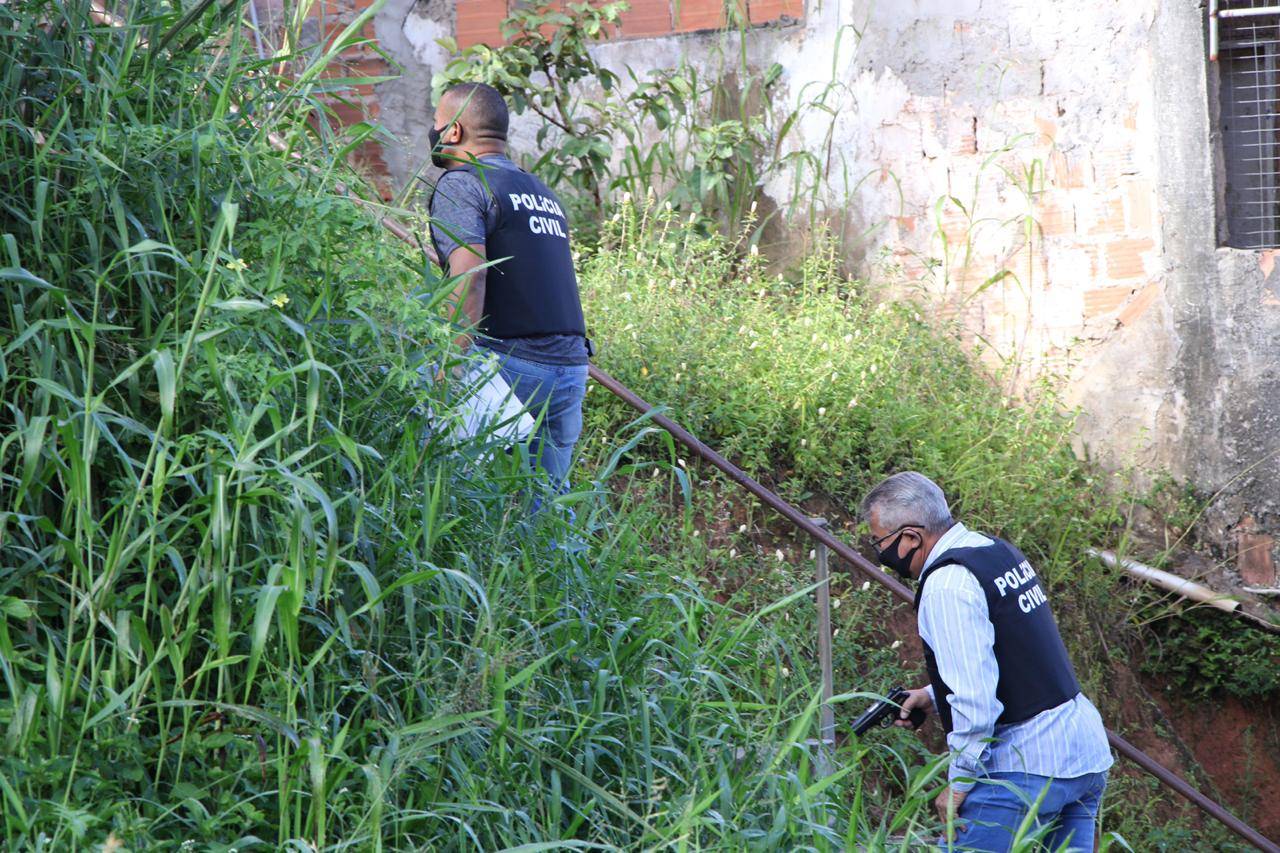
[
  {"left": 144, "top": 10, "right": 1275, "bottom": 833},
  {"left": 587, "top": 366, "right": 1280, "bottom": 852}
]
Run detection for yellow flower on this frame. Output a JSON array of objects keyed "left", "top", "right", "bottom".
[
  {"left": 226, "top": 257, "right": 248, "bottom": 272},
  {"left": 271, "top": 293, "right": 289, "bottom": 308}
]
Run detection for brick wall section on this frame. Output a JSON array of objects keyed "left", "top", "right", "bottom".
[
  {"left": 277, "top": 0, "right": 395, "bottom": 196},
  {"left": 457, "top": 0, "right": 800, "bottom": 48},
  {"left": 295, "top": 0, "right": 804, "bottom": 196}
]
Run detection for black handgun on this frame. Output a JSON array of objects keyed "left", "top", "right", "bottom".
[{"left": 851, "top": 686, "right": 927, "bottom": 736}]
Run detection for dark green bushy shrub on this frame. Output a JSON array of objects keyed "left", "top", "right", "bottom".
[
  {"left": 581, "top": 202, "right": 1121, "bottom": 584},
  {"left": 1144, "top": 608, "right": 1280, "bottom": 698}
]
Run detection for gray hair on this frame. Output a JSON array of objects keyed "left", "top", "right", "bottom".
[{"left": 859, "top": 471, "right": 953, "bottom": 534}]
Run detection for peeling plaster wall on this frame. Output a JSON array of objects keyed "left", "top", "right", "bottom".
[
  {"left": 365, "top": 0, "right": 1279, "bottom": 576},
  {"left": 374, "top": 0, "right": 452, "bottom": 187}
]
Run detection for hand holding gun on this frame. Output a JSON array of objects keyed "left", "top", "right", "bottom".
[{"left": 851, "top": 686, "right": 928, "bottom": 737}]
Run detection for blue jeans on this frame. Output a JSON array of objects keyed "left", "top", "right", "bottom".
[
  {"left": 494, "top": 352, "right": 587, "bottom": 489},
  {"left": 952, "top": 770, "right": 1108, "bottom": 852}
]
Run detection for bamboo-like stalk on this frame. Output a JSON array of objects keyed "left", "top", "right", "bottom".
[{"left": 1088, "top": 548, "right": 1240, "bottom": 613}]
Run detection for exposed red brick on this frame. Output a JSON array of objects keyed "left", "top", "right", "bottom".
[
  {"left": 1237, "top": 517, "right": 1277, "bottom": 587},
  {"left": 1104, "top": 237, "right": 1153, "bottom": 279},
  {"left": 1035, "top": 116, "right": 1056, "bottom": 144},
  {"left": 1083, "top": 285, "right": 1132, "bottom": 318},
  {"left": 619, "top": 0, "right": 673, "bottom": 36},
  {"left": 674, "top": 0, "right": 727, "bottom": 32},
  {"left": 457, "top": 0, "right": 509, "bottom": 49},
  {"left": 747, "top": 0, "right": 802, "bottom": 24},
  {"left": 939, "top": 211, "right": 971, "bottom": 246},
  {"left": 532, "top": 0, "right": 564, "bottom": 38},
  {"left": 1086, "top": 196, "right": 1125, "bottom": 236},
  {"left": 1124, "top": 178, "right": 1154, "bottom": 232},
  {"left": 1116, "top": 280, "right": 1160, "bottom": 327},
  {"left": 1093, "top": 147, "right": 1138, "bottom": 186},
  {"left": 1035, "top": 194, "right": 1074, "bottom": 236},
  {"left": 1050, "top": 150, "right": 1088, "bottom": 189}
]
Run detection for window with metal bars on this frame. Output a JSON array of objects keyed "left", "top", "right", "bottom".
[{"left": 1213, "top": 1, "right": 1280, "bottom": 248}]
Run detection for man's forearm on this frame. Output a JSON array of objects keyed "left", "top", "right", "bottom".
[{"left": 451, "top": 269, "right": 486, "bottom": 350}]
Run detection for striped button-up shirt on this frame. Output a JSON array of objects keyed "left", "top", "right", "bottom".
[{"left": 918, "top": 523, "right": 1114, "bottom": 792}]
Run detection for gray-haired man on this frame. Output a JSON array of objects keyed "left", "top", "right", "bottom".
[{"left": 861, "top": 471, "right": 1112, "bottom": 852}]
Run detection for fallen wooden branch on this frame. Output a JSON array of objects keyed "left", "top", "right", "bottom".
[{"left": 1088, "top": 548, "right": 1240, "bottom": 613}]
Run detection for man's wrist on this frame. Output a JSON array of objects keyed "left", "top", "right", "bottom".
[{"left": 948, "top": 757, "right": 980, "bottom": 792}]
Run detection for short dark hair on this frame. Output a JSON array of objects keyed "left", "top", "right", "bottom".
[{"left": 443, "top": 82, "right": 509, "bottom": 141}]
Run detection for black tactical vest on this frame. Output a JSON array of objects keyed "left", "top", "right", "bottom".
[
  {"left": 915, "top": 537, "right": 1081, "bottom": 734},
  {"left": 430, "top": 162, "right": 585, "bottom": 340}
]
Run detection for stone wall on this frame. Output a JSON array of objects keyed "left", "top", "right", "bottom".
[{"left": 301, "top": 0, "right": 1278, "bottom": 584}]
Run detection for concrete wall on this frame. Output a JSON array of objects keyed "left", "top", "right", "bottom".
[{"left": 345, "top": 0, "right": 1278, "bottom": 583}]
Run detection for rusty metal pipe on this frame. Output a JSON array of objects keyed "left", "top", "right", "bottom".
[
  {"left": 587, "top": 366, "right": 915, "bottom": 601},
  {"left": 589, "top": 365, "right": 1279, "bottom": 852},
  {"left": 1107, "top": 730, "right": 1279, "bottom": 852},
  {"left": 110, "top": 10, "right": 1266, "bottom": 835}
]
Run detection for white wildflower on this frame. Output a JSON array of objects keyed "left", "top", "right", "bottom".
[
  {"left": 738, "top": 524, "right": 748, "bottom": 533},
  {"left": 861, "top": 581, "right": 871, "bottom": 591},
  {"left": 832, "top": 598, "right": 841, "bottom": 609},
  {"left": 775, "top": 549, "right": 785, "bottom": 561},
  {"left": 809, "top": 549, "right": 816, "bottom": 560},
  {"left": 891, "top": 640, "right": 902, "bottom": 650},
  {"left": 729, "top": 548, "right": 737, "bottom": 558},
  {"left": 817, "top": 407, "right": 826, "bottom": 417}
]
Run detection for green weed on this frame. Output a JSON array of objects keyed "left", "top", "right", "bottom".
[{"left": 0, "top": 1, "right": 960, "bottom": 848}]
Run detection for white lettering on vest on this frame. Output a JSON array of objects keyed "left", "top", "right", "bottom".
[
  {"left": 509, "top": 191, "right": 565, "bottom": 219},
  {"left": 994, "top": 576, "right": 1009, "bottom": 597},
  {"left": 528, "top": 214, "right": 567, "bottom": 237},
  {"left": 1018, "top": 584, "right": 1048, "bottom": 613}
]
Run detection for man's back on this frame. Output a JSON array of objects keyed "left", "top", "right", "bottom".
[{"left": 917, "top": 523, "right": 1112, "bottom": 785}]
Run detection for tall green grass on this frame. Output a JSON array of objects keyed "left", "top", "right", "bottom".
[
  {"left": 0, "top": 1, "right": 974, "bottom": 848},
  {"left": 578, "top": 201, "right": 1258, "bottom": 851}
]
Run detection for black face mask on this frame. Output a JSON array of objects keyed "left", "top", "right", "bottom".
[
  {"left": 428, "top": 125, "right": 451, "bottom": 168},
  {"left": 877, "top": 532, "right": 920, "bottom": 581}
]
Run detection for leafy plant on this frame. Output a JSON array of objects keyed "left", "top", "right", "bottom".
[
  {"left": 433, "top": 0, "right": 828, "bottom": 246},
  {"left": 1142, "top": 608, "right": 1280, "bottom": 699},
  {"left": 0, "top": 1, "right": 970, "bottom": 848},
  {"left": 434, "top": 0, "right": 629, "bottom": 225}
]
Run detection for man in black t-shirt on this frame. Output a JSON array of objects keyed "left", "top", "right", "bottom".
[{"left": 428, "top": 82, "right": 588, "bottom": 489}]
